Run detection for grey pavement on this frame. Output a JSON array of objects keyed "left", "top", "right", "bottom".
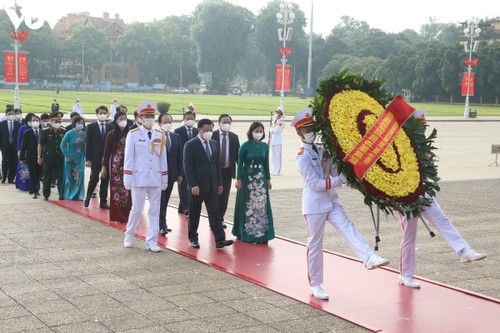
[{"left": 0, "top": 117, "right": 499, "bottom": 332}]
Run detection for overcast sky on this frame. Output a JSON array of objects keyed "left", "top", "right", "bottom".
[{"left": 1, "top": 0, "right": 498, "bottom": 36}]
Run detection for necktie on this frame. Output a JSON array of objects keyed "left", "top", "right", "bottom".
[
  {"left": 221, "top": 133, "right": 227, "bottom": 168},
  {"left": 188, "top": 128, "right": 192, "bottom": 139},
  {"left": 312, "top": 144, "right": 319, "bottom": 154},
  {"left": 166, "top": 133, "right": 171, "bottom": 152},
  {"left": 204, "top": 141, "right": 211, "bottom": 160},
  {"left": 101, "top": 123, "right": 106, "bottom": 139},
  {"left": 35, "top": 129, "right": 39, "bottom": 140},
  {"left": 148, "top": 131, "right": 152, "bottom": 140},
  {"left": 9, "top": 121, "right": 13, "bottom": 143}
]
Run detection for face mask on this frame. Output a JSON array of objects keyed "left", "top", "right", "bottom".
[
  {"left": 202, "top": 131, "right": 213, "bottom": 141},
  {"left": 7, "top": 115, "right": 15, "bottom": 121},
  {"left": 27, "top": 121, "right": 32, "bottom": 127},
  {"left": 42, "top": 122, "right": 50, "bottom": 128},
  {"left": 31, "top": 121, "right": 39, "bottom": 128},
  {"left": 143, "top": 118, "right": 155, "bottom": 128},
  {"left": 15, "top": 114, "right": 22, "bottom": 120},
  {"left": 161, "top": 123, "right": 172, "bottom": 132},
  {"left": 253, "top": 132, "right": 263, "bottom": 140},
  {"left": 221, "top": 123, "right": 231, "bottom": 132},
  {"left": 97, "top": 114, "right": 107, "bottom": 121},
  {"left": 185, "top": 119, "right": 195, "bottom": 127},
  {"left": 118, "top": 120, "right": 128, "bottom": 128},
  {"left": 52, "top": 122, "right": 61, "bottom": 129},
  {"left": 303, "top": 132, "right": 316, "bottom": 144},
  {"left": 75, "top": 124, "right": 84, "bottom": 131}
]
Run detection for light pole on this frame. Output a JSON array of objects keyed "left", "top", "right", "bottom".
[
  {"left": 462, "top": 20, "right": 481, "bottom": 118},
  {"left": 306, "top": 0, "right": 313, "bottom": 96},
  {"left": 276, "top": 2, "right": 294, "bottom": 111},
  {"left": 10, "top": 1, "right": 21, "bottom": 109}
]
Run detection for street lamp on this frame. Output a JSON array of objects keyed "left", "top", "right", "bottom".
[
  {"left": 276, "top": 2, "right": 294, "bottom": 111},
  {"left": 462, "top": 20, "right": 481, "bottom": 118}
]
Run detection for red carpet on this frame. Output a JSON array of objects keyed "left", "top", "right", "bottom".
[{"left": 52, "top": 199, "right": 500, "bottom": 332}]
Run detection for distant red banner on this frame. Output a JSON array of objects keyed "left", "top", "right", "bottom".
[
  {"left": 4, "top": 51, "right": 28, "bottom": 83},
  {"left": 275, "top": 65, "right": 291, "bottom": 92},
  {"left": 343, "top": 96, "right": 415, "bottom": 179},
  {"left": 461, "top": 73, "right": 475, "bottom": 96}
]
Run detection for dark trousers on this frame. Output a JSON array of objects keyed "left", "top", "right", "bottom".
[
  {"left": 27, "top": 161, "right": 41, "bottom": 194},
  {"left": 218, "top": 168, "right": 233, "bottom": 222},
  {"left": 1, "top": 145, "right": 17, "bottom": 182},
  {"left": 188, "top": 190, "right": 225, "bottom": 243},
  {"left": 42, "top": 161, "right": 64, "bottom": 199},
  {"left": 159, "top": 181, "right": 175, "bottom": 230},
  {"left": 86, "top": 162, "right": 109, "bottom": 204},
  {"left": 177, "top": 177, "right": 189, "bottom": 212}
]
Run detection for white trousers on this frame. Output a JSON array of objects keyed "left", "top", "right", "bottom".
[
  {"left": 125, "top": 186, "right": 162, "bottom": 246},
  {"left": 305, "top": 203, "right": 374, "bottom": 287},
  {"left": 271, "top": 144, "right": 282, "bottom": 175},
  {"left": 400, "top": 198, "right": 469, "bottom": 277}
]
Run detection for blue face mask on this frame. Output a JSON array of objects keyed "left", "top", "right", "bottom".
[{"left": 75, "top": 124, "right": 84, "bottom": 131}]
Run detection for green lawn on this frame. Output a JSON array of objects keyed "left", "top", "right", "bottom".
[{"left": 0, "top": 89, "right": 499, "bottom": 117}]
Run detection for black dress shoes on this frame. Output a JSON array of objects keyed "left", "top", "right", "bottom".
[
  {"left": 43, "top": 197, "right": 48, "bottom": 201},
  {"left": 84, "top": 198, "right": 90, "bottom": 207},
  {"left": 100, "top": 203, "right": 110, "bottom": 209},
  {"left": 190, "top": 241, "right": 200, "bottom": 248},
  {"left": 58, "top": 196, "right": 64, "bottom": 200},
  {"left": 92, "top": 192, "right": 97, "bottom": 198},
  {"left": 32, "top": 193, "right": 38, "bottom": 199},
  {"left": 184, "top": 210, "right": 189, "bottom": 216},
  {"left": 160, "top": 228, "right": 172, "bottom": 235},
  {"left": 216, "top": 239, "right": 234, "bottom": 249},
  {"left": 222, "top": 222, "right": 227, "bottom": 229}
]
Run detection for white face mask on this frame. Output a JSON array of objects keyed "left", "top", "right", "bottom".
[
  {"left": 118, "top": 120, "right": 128, "bottom": 128},
  {"left": 15, "top": 114, "right": 22, "bottom": 120},
  {"left": 185, "top": 119, "right": 195, "bottom": 127},
  {"left": 161, "top": 123, "right": 172, "bottom": 132},
  {"left": 52, "top": 122, "right": 61, "bottom": 129},
  {"left": 221, "top": 123, "right": 231, "bottom": 132},
  {"left": 253, "top": 132, "right": 263, "bottom": 140},
  {"left": 7, "top": 115, "right": 15, "bottom": 121},
  {"left": 31, "top": 121, "right": 39, "bottom": 128},
  {"left": 143, "top": 118, "right": 155, "bottom": 129},
  {"left": 303, "top": 132, "right": 316, "bottom": 144},
  {"left": 202, "top": 131, "right": 213, "bottom": 141},
  {"left": 97, "top": 114, "right": 107, "bottom": 121},
  {"left": 42, "top": 122, "right": 50, "bottom": 128}
]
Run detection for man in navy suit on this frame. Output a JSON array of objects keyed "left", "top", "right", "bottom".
[
  {"left": 174, "top": 110, "right": 196, "bottom": 215},
  {"left": 20, "top": 115, "right": 42, "bottom": 198},
  {"left": 0, "top": 107, "right": 21, "bottom": 183},
  {"left": 183, "top": 118, "right": 233, "bottom": 249},
  {"left": 158, "top": 113, "right": 183, "bottom": 235},
  {"left": 84, "top": 106, "right": 113, "bottom": 208},
  {"left": 212, "top": 114, "right": 240, "bottom": 228}
]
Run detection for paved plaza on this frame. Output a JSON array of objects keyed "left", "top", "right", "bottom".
[{"left": 0, "top": 116, "right": 499, "bottom": 332}]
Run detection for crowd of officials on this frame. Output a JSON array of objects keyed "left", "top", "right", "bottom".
[{"left": 0, "top": 100, "right": 486, "bottom": 300}]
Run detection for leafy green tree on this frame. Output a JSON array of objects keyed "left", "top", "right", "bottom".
[
  {"left": 192, "top": 0, "right": 254, "bottom": 93},
  {"left": 413, "top": 43, "right": 448, "bottom": 101},
  {"left": 475, "top": 41, "right": 500, "bottom": 102},
  {"left": 375, "top": 47, "right": 418, "bottom": 94}
]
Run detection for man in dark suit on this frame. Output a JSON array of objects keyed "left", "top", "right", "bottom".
[
  {"left": 212, "top": 114, "right": 240, "bottom": 228},
  {"left": 129, "top": 110, "right": 142, "bottom": 130},
  {"left": 0, "top": 107, "right": 21, "bottom": 183},
  {"left": 174, "top": 110, "right": 197, "bottom": 215},
  {"left": 20, "top": 115, "right": 42, "bottom": 198},
  {"left": 84, "top": 106, "right": 113, "bottom": 208},
  {"left": 51, "top": 99, "right": 59, "bottom": 112},
  {"left": 183, "top": 118, "right": 233, "bottom": 249},
  {"left": 158, "top": 113, "right": 183, "bottom": 235}
]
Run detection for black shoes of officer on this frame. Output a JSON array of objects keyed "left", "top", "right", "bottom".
[
  {"left": 160, "top": 228, "right": 172, "bottom": 236},
  {"left": 100, "top": 203, "right": 110, "bottom": 209},
  {"left": 216, "top": 239, "right": 234, "bottom": 249},
  {"left": 84, "top": 197, "right": 90, "bottom": 207},
  {"left": 190, "top": 241, "right": 200, "bottom": 248}
]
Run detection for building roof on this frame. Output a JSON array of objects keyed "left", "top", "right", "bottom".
[{"left": 52, "top": 12, "right": 126, "bottom": 40}]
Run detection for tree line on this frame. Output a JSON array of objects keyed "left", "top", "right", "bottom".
[{"left": 1, "top": 0, "right": 499, "bottom": 103}]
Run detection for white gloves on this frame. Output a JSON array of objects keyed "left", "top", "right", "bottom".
[{"left": 124, "top": 183, "right": 132, "bottom": 190}]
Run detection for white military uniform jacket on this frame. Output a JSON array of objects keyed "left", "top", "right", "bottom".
[
  {"left": 72, "top": 103, "right": 83, "bottom": 116},
  {"left": 295, "top": 143, "right": 345, "bottom": 215},
  {"left": 110, "top": 103, "right": 119, "bottom": 119},
  {"left": 270, "top": 116, "right": 284, "bottom": 145},
  {"left": 123, "top": 126, "right": 168, "bottom": 188}
]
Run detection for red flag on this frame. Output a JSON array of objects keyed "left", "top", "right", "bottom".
[
  {"left": 461, "top": 73, "right": 475, "bottom": 96},
  {"left": 275, "top": 65, "right": 291, "bottom": 92},
  {"left": 8, "top": 30, "right": 29, "bottom": 42},
  {"left": 279, "top": 47, "right": 292, "bottom": 57},
  {"left": 463, "top": 58, "right": 479, "bottom": 67}
]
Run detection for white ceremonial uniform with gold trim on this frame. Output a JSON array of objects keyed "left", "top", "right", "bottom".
[
  {"left": 124, "top": 126, "right": 168, "bottom": 247},
  {"left": 296, "top": 143, "right": 375, "bottom": 288},
  {"left": 270, "top": 115, "right": 284, "bottom": 175}
]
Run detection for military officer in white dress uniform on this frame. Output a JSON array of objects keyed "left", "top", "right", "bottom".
[
  {"left": 110, "top": 98, "right": 119, "bottom": 119},
  {"left": 72, "top": 99, "right": 83, "bottom": 117},
  {"left": 270, "top": 106, "right": 285, "bottom": 176},
  {"left": 292, "top": 107, "right": 390, "bottom": 300},
  {"left": 398, "top": 110, "right": 486, "bottom": 288},
  {"left": 123, "top": 101, "right": 168, "bottom": 252}
]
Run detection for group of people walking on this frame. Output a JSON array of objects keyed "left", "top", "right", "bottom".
[{"left": 0, "top": 101, "right": 487, "bottom": 301}]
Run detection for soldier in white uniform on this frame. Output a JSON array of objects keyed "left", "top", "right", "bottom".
[
  {"left": 72, "top": 99, "right": 83, "bottom": 117},
  {"left": 398, "top": 110, "right": 486, "bottom": 288},
  {"left": 123, "top": 101, "right": 168, "bottom": 252},
  {"left": 110, "top": 98, "right": 119, "bottom": 119},
  {"left": 269, "top": 106, "right": 285, "bottom": 176},
  {"left": 292, "top": 107, "right": 390, "bottom": 300}
]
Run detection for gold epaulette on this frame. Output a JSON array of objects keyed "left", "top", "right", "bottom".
[{"left": 130, "top": 127, "right": 139, "bottom": 132}]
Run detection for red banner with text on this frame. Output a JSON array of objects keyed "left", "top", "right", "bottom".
[
  {"left": 4, "top": 51, "right": 29, "bottom": 84},
  {"left": 275, "top": 65, "right": 291, "bottom": 92},
  {"left": 461, "top": 73, "right": 475, "bottom": 96}
]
